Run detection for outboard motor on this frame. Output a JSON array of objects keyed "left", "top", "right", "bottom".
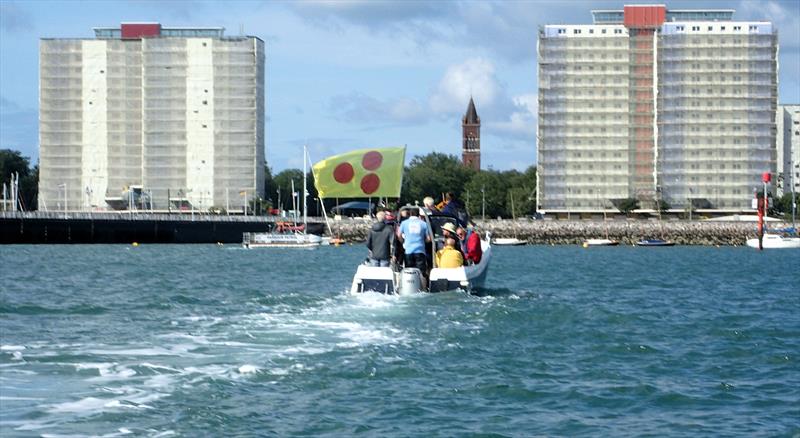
[{"left": 399, "top": 268, "right": 423, "bottom": 295}]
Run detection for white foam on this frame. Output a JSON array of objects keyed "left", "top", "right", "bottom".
[
  {"left": 237, "top": 364, "right": 259, "bottom": 374},
  {"left": 1, "top": 345, "right": 26, "bottom": 351}
]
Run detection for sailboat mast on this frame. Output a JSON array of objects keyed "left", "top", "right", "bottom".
[{"left": 303, "top": 145, "right": 308, "bottom": 230}]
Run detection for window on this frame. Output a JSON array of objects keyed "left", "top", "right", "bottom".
[
  {"left": 721, "top": 26, "right": 726, "bottom": 31},
  {"left": 708, "top": 26, "right": 713, "bottom": 31},
  {"left": 602, "top": 29, "right": 607, "bottom": 34},
  {"left": 574, "top": 29, "right": 581, "bottom": 34},
  {"left": 558, "top": 28, "right": 566, "bottom": 34},
  {"left": 589, "top": 29, "right": 594, "bottom": 34},
  {"left": 749, "top": 25, "right": 757, "bottom": 32},
  {"left": 733, "top": 26, "right": 741, "bottom": 31},
  {"left": 692, "top": 26, "right": 700, "bottom": 31},
  {"left": 614, "top": 29, "right": 622, "bottom": 34}
]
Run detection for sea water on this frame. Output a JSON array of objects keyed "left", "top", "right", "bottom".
[{"left": 1, "top": 244, "right": 798, "bottom": 436}]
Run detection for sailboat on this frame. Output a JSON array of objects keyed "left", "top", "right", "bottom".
[
  {"left": 243, "top": 146, "right": 322, "bottom": 249},
  {"left": 746, "top": 173, "right": 800, "bottom": 249},
  {"left": 583, "top": 198, "right": 619, "bottom": 247},
  {"left": 493, "top": 191, "right": 526, "bottom": 246}
]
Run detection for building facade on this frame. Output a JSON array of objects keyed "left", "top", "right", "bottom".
[
  {"left": 537, "top": 5, "right": 778, "bottom": 214},
  {"left": 462, "top": 97, "right": 481, "bottom": 171},
  {"left": 777, "top": 104, "right": 800, "bottom": 196},
  {"left": 39, "top": 23, "right": 265, "bottom": 212}
]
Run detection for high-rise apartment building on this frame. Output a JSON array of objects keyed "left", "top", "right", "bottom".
[
  {"left": 777, "top": 104, "right": 800, "bottom": 196},
  {"left": 39, "top": 23, "right": 265, "bottom": 211},
  {"left": 537, "top": 5, "right": 777, "bottom": 214}
]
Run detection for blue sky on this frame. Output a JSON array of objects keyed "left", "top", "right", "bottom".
[{"left": 1, "top": 0, "right": 798, "bottom": 172}]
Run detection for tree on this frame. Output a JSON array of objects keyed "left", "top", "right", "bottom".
[
  {"left": 463, "top": 170, "right": 509, "bottom": 219},
  {"left": 1, "top": 149, "right": 37, "bottom": 210},
  {"left": 617, "top": 198, "right": 639, "bottom": 216},
  {"left": 401, "top": 152, "right": 475, "bottom": 206},
  {"left": 273, "top": 169, "right": 303, "bottom": 211},
  {"left": 263, "top": 163, "right": 277, "bottom": 206}
]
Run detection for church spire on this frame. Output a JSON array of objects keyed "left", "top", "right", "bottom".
[{"left": 461, "top": 97, "right": 481, "bottom": 171}]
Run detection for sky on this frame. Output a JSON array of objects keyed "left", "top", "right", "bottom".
[{"left": 1, "top": 0, "right": 799, "bottom": 172}]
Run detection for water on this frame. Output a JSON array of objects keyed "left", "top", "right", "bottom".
[{"left": 1, "top": 244, "right": 798, "bottom": 437}]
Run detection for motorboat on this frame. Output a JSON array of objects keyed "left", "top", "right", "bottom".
[
  {"left": 583, "top": 238, "right": 619, "bottom": 247},
  {"left": 636, "top": 239, "right": 675, "bottom": 247},
  {"left": 492, "top": 237, "right": 526, "bottom": 246},
  {"left": 243, "top": 230, "right": 322, "bottom": 248},
  {"left": 351, "top": 211, "right": 492, "bottom": 294},
  {"left": 746, "top": 233, "right": 800, "bottom": 249},
  {"left": 243, "top": 145, "right": 322, "bottom": 249}
]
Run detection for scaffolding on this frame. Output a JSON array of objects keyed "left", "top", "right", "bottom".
[{"left": 39, "top": 27, "right": 265, "bottom": 212}]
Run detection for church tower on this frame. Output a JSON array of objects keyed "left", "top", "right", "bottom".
[{"left": 462, "top": 97, "right": 481, "bottom": 170}]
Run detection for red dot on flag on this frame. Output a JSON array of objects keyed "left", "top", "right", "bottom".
[
  {"left": 360, "top": 173, "right": 380, "bottom": 194},
  {"left": 362, "top": 151, "right": 383, "bottom": 171},
  {"left": 333, "top": 163, "right": 354, "bottom": 184}
]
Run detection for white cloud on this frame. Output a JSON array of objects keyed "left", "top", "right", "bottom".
[{"left": 429, "top": 58, "right": 503, "bottom": 115}]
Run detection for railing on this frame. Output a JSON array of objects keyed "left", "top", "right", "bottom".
[{"left": 0, "top": 211, "right": 325, "bottom": 223}]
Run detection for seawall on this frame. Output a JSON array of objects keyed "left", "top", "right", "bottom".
[{"left": 330, "top": 219, "right": 784, "bottom": 246}]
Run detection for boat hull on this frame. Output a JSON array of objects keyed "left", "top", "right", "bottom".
[
  {"left": 243, "top": 232, "right": 322, "bottom": 248},
  {"left": 746, "top": 235, "right": 800, "bottom": 249},
  {"left": 350, "top": 239, "right": 492, "bottom": 294},
  {"left": 583, "top": 239, "right": 619, "bottom": 247},
  {"left": 636, "top": 239, "right": 675, "bottom": 247},
  {"left": 493, "top": 238, "right": 526, "bottom": 246}
]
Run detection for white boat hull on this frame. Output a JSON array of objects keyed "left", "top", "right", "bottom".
[
  {"left": 746, "top": 234, "right": 800, "bottom": 249},
  {"left": 243, "top": 232, "right": 322, "bottom": 248},
  {"left": 583, "top": 238, "right": 619, "bottom": 247},
  {"left": 493, "top": 237, "right": 526, "bottom": 246},
  {"left": 350, "top": 239, "right": 492, "bottom": 294}
]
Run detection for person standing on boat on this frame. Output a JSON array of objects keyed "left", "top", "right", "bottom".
[
  {"left": 366, "top": 211, "right": 393, "bottom": 267},
  {"left": 441, "top": 192, "right": 469, "bottom": 227},
  {"left": 398, "top": 208, "right": 431, "bottom": 283}
]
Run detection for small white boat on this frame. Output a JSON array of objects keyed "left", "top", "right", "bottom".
[
  {"left": 492, "top": 237, "right": 526, "bottom": 246},
  {"left": 243, "top": 232, "right": 322, "bottom": 248},
  {"left": 583, "top": 238, "right": 619, "bottom": 247},
  {"left": 746, "top": 234, "right": 800, "bottom": 249}
]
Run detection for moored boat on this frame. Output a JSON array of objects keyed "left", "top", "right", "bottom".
[
  {"left": 746, "top": 233, "right": 800, "bottom": 249},
  {"left": 492, "top": 237, "right": 526, "bottom": 246},
  {"left": 636, "top": 239, "right": 675, "bottom": 247},
  {"left": 583, "top": 238, "right": 619, "bottom": 247}
]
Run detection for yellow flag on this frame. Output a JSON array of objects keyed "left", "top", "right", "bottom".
[{"left": 313, "top": 147, "right": 406, "bottom": 198}]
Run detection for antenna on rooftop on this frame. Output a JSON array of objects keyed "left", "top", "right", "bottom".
[{"left": 239, "top": 23, "right": 244, "bottom": 36}]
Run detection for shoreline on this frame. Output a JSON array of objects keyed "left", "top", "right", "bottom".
[{"left": 331, "top": 219, "right": 791, "bottom": 246}]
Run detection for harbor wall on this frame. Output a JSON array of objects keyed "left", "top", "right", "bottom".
[
  {"left": 0, "top": 213, "right": 324, "bottom": 244},
  {"left": 330, "top": 219, "right": 785, "bottom": 246}
]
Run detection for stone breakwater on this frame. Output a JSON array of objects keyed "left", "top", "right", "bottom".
[{"left": 330, "top": 219, "right": 784, "bottom": 246}]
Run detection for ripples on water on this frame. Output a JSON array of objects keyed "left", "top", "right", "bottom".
[{"left": 1, "top": 244, "right": 798, "bottom": 436}]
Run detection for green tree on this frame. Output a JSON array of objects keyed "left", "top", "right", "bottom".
[
  {"left": 463, "top": 170, "right": 509, "bottom": 219},
  {"left": 274, "top": 169, "right": 303, "bottom": 211},
  {"left": 263, "top": 163, "right": 277, "bottom": 206},
  {"left": 400, "top": 152, "right": 475, "bottom": 206},
  {"left": 617, "top": 198, "right": 640, "bottom": 216},
  {"left": 1, "top": 149, "right": 37, "bottom": 210},
  {"left": 501, "top": 166, "right": 537, "bottom": 218},
  {"left": 775, "top": 192, "right": 799, "bottom": 219}
]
